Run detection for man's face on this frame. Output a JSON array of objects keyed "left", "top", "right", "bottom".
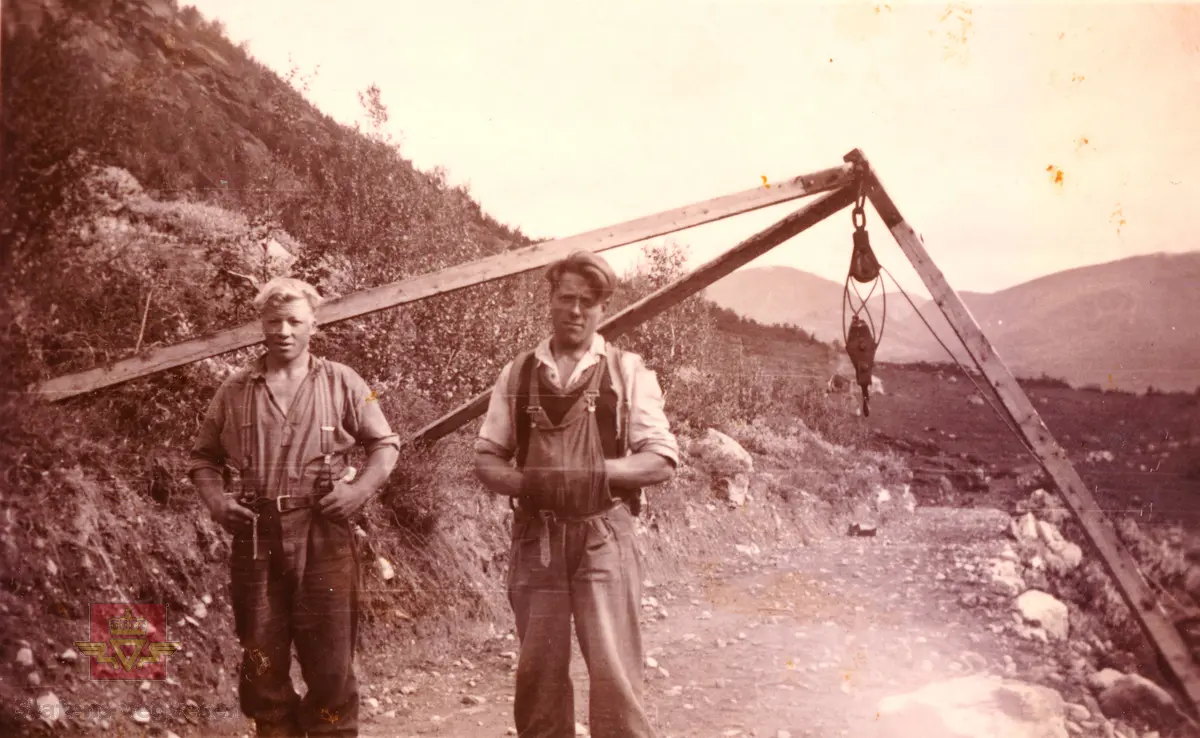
[
  {"left": 550, "top": 272, "right": 606, "bottom": 351},
  {"left": 261, "top": 298, "right": 316, "bottom": 363}
]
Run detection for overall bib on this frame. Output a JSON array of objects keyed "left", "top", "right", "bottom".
[
  {"left": 229, "top": 370, "right": 361, "bottom": 737},
  {"left": 507, "top": 362, "right": 656, "bottom": 738}
]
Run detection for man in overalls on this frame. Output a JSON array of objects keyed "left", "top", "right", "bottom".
[
  {"left": 475, "top": 251, "right": 679, "bottom": 738},
  {"left": 189, "top": 277, "right": 400, "bottom": 737}
]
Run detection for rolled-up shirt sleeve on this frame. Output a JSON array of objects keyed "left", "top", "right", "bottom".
[
  {"left": 188, "top": 380, "right": 231, "bottom": 477},
  {"left": 339, "top": 367, "right": 401, "bottom": 455},
  {"left": 626, "top": 354, "right": 680, "bottom": 467},
  {"left": 475, "top": 361, "right": 516, "bottom": 461}
]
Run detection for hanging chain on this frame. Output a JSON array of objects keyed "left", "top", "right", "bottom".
[{"left": 852, "top": 174, "right": 868, "bottom": 231}]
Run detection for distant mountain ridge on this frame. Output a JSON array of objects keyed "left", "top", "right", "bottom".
[{"left": 703, "top": 252, "right": 1200, "bottom": 393}]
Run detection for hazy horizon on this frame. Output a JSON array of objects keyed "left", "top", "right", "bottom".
[{"left": 189, "top": 1, "right": 1200, "bottom": 299}]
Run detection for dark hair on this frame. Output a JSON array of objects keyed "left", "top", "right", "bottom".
[{"left": 545, "top": 251, "right": 616, "bottom": 301}]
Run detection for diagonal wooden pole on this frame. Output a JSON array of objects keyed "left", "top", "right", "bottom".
[
  {"left": 407, "top": 184, "right": 859, "bottom": 448},
  {"left": 848, "top": 147, "right": 1200, "bottom": 719},
  {"left": 30, "top": 163, "right": 855, "bottom": 402}
]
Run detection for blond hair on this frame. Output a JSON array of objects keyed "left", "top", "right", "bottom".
[{"left": 253, "top": 277, "right": 322, "bottom": 315}]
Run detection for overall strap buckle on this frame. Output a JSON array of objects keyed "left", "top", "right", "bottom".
[{"left": 275, "top": 494, "right": 316, "bottom": 513}]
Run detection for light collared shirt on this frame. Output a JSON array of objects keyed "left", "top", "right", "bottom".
[
  {"left": 475, "top": 334, "right": 679, "bottom": 466},
  {"left": 188, "top": 355, "right": 400, "bottom": 499}
]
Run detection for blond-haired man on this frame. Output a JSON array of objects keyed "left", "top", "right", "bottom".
[
  {"left": 475, "top": 251, "right": 678, "bottom": 738},
  {"left": 189, "top": 277, "right": 399, "bottom": 737}
]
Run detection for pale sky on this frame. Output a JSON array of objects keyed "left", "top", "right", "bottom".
[{"left": 190, "top": 1, "right": 1200, "bottom": 297}]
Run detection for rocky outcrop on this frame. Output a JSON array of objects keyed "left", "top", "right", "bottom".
[
  {"left": 689, "top": 429, "right": 753, "bottom": 475},
  {"left": 1096, "top": 672, "right": 1183, "bottom": 728},
  {"left": 1002, "top": 487, "right": 1190, "bottom": 737},
  {"left": 1015, "top": 590, "right": 1070, "bottom": 641},
  {"left": 688, "top": 429, "right": 754, "bottom": 507},
  {"left": 873, "top": 675, "right": 1069, "bottom": 738}
]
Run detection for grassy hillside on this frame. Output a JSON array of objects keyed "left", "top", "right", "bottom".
[{"left": 2, "top": 0, "right": 548, "bottom": 401}]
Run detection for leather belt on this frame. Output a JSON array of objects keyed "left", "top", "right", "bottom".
[
  {"left": 237, "top": 494, "right": 322, "bottom": 561},
  {"left": 244, "top": 494, "right": 320, "bottom": 513},
  {"left": 515, "top": 499, "right": 621, "bottom": 524}
]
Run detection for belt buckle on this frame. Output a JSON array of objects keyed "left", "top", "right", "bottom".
[{"left": 275, "top": 495, "right": 293, "bottom": 513}]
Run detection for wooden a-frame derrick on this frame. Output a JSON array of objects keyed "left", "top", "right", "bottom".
[
  {"left": 28, "top": 163, "right": 855, "bottom": 401},
  {"left": 30, "top": 149, "right": 1200, "bottom": 720}
]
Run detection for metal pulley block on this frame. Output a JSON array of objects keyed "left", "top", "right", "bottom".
[
  {"left": 849, "top": 204, "right": 881, "bottom": 284},
  {"left": 845, "top": 314, "right": 877, "bottom": 417}
]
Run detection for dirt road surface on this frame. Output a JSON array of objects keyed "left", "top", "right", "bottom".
[{"left": 353, "top": 507, "right": 1083, "bottom": 738}]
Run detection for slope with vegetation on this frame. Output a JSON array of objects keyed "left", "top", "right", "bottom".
[{"left": 0, "top": 1, "right": 881, "bottom": 734}]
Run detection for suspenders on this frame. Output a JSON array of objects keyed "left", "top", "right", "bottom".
[
  {"left": 234, "top": 361, "right": 340, "bottom": 559},
  {"left": 317, "top": 368, "right": 336, "bottom": 497},
  {"left": 524, "top": 351, "right": 607, "bottom": 425},
  {"left": 237, "top": 375, "right": 261, "bottom": 558}
]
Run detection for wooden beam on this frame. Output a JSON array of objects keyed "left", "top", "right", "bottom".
[
  {"left": 408, "top": 184, "right": 859, "bottom": 447},
  {"left": 30, "top": 163, "right": 855, "bottom": 402},
  {"left": 850, "top": 148, "right": 1200, "bottom": 718}
]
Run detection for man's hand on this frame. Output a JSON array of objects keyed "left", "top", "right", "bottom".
[
  {"left": 475, "top": 451, "right": 524, "bottom": 498},
  {"left": 210, "top": 497, "right": 257, "bottom": 533},
  {"left": 317, "top": 479, "right": 372, "bottom": 523}
]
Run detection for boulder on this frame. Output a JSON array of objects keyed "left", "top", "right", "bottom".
[
  {"left": 1016, "top": 590, "right": 1070, "bottom": 640},
  {"left": 988, "top": 559, "right": 1026, "bottom": 597},
  {"left": 873, "top": 675, "right": 1068, "bottom": 737},
  {"left": 721, "top": 473, "right": 748, "bottom": 507},
  {"left": 1036, "top": 520, "right": 1068, "bottom": 550},
  {"left": 1097, "top": 673, "right": 1180, "bottom": 727},
  {"left": 689, "top": 429, "right": 753, "bottom": 477},
  {"left": 1037, "top": 520, "right": 1084, "bottom": 573},
  {"left": 1042, "top": 506, "right": 1072, "bottom": 526},
  {"left": 1044, "top": 544, "right": 1083, "bottom": 575},
  {"left": 1012, "top": 513, "right": 1040, "bottom": 545}
]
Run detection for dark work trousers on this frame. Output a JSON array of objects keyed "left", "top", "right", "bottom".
[
  {"left": 508, "top": 363, "right": 656, "bottom": 738},
  {"left": 230, "top": 506, "right": 360, "bottom": 737}
]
